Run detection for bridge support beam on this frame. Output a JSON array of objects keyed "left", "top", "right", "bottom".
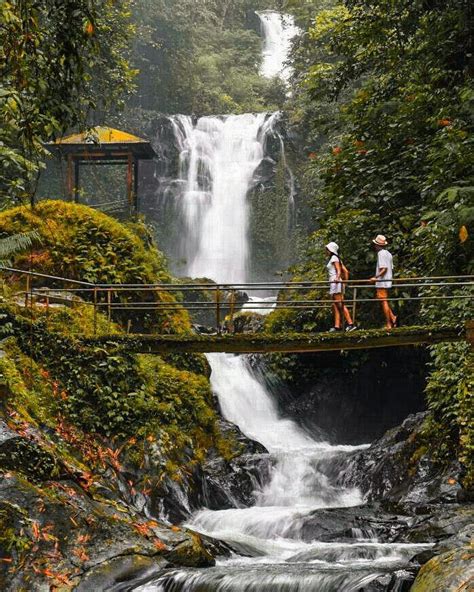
[{"left": 81, "top": 324, "right": 467, "bottom": 355}]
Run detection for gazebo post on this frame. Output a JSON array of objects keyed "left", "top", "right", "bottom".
[
  {"left": 134, "top": 159, "right": 139, "bottom": 214},
  {"left": 127, "top": 152, "right": 133, "bottom": 214},
  {"left": 66, "top": 155, "right": 74, "bottom": 200},
  {"left": 74, "top": 159, "right": 80, "bottom": 203}
]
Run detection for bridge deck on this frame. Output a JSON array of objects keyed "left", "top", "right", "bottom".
[{"left": 81, "top": 324, "right": 469, "bottom": 354}]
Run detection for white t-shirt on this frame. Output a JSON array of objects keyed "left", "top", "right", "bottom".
[
  {"left": 327, "top": 254, "right": 339, "bottom": 282},
  {"left": 376, "top": 249, "right": 393, "bottom": 288},
  {"left": 327, "top": 255, "right": 343, "bottom": 294}
]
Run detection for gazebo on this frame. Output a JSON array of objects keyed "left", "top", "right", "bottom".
[{"left": 44, "top": 126, "right": 156, "bottom": 214}]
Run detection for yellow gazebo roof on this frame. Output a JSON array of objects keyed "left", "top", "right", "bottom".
[
  {"left": 45, "top": 126, "right": 156, "bottom": 159},
  {"left": 55, "top": 126, "right": 148, "bottom": 145}
]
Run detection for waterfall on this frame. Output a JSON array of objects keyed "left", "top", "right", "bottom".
[
  {"left": 168, "top": 113, "right": 274, "bottom": 283},
  {"left": 257, "top": 10, "right": 298, "bottom": 82},
  {"left": 134, "top": 11, "right": 433, "bottom": 592}
]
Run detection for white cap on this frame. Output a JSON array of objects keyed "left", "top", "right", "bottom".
[{"left": 325, "top": 241, "right": 339, "bottom": 255}]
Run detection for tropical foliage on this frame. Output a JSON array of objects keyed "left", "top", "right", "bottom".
[
  {"left": 269, "top": 0, "right": 473, "bottom": 480},
  {"left": 0, "top": 0, "right": 135, "bottom": 205},
  {"left": 128, "top": 0, "right": 288, "bottom": 116}
]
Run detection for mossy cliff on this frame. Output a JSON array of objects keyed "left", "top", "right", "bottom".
[
  {"left": 0, "top": 203, "right": 242, "bottom": 590},
  {"left": 0, "top": 200, "right": 190, "bottom": 334}
]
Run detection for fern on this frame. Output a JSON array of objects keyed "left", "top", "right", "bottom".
[{"left": 0, "top": 231, "right": 41, "bottom": 265}]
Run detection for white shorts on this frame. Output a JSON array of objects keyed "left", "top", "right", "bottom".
[{"left": 329, "top": 282, "right": 343, "bottom": 295}]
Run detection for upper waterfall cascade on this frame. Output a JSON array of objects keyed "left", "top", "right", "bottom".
[
  {"left": 169, "top": 112, "right": 277, "bottom": 284},
  {"left": 257, "top": 10, "right": 298, "bottom": 81}
]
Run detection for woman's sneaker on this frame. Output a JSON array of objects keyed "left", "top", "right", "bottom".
[
  {"left": 346, "top": 324, "right": 358, "bottom": 332},
  {"left": 329, "top": 327, "right": 342, "bottom": 332}
]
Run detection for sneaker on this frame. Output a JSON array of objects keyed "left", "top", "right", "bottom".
[
  {"left": 329, "top": 327, "right": 342, "bottom": 332},
  {"left": 345, "top": 324, "right": 358, "bottom": 332}
]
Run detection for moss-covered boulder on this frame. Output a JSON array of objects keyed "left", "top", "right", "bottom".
[
  {"left": 0, "top": 201, "right": 168, "bottom": 284},
  {"left": 411, "top": 545, "right": 474, "bottom": 591},
  {"left": 0, "top": 200, "right": 191, "bottom": 334}
]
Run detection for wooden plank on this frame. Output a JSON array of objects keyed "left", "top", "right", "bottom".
[{"left": 81, "top": 324, "right": 466, "bottom": 355}]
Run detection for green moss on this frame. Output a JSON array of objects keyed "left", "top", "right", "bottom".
[
  {"left": 0, "top": 201, "right": 191, "bottom": 335},
  {"left": 423, "top": 344, "right": 474, "bottom": 487},
  {"left": 411, "top": 546, "right": 474, "bottom": 592},
  {"left": 0, "top": 505, "right": 32, "bottom": 556},
  {"left": 0, "top": 343, "right": 57, "bottom": 427},
  {"left": 2, "top": 307, "right": 228, "bottom": 475},
  {"left": 0, "top": 201, "right": 169, "bottom": 284}
]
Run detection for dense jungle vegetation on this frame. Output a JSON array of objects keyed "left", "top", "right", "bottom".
[
  {"left": 279, "top": 0, "right": 473, "bottom": 484},
  {"left": 1, "top": 0, "right": 472, "bottom": 471}
]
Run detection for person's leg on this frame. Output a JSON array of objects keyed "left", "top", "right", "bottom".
[
  {"left": 376, "top": 289, "right": 395, "bottom": 328},
  {"left": 332, "top": 294, "right": 342, "bottom": 328},
  {"left": 343, "top": 304, "right": 353, "bottom": 325}
]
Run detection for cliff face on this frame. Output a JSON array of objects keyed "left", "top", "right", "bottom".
[{"left": 257, "top": 347, "right": 428, "bottom": 445}]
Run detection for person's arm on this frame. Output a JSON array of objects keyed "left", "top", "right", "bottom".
[
  {"left": 334, "top": 260, "right": 342, "bottom": 282},
  {"left": 371, "top": 267, "right": 387, "bottom": 282}
]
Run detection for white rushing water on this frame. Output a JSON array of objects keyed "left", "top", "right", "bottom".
[
  {"left": 169, "top": 113, "right": 279, "bottom": 283},
  {"left": 257, "top": 10, "right": 299, "bottom": 81},
  {"left": 136, "top": 352, "right": 430, "bottom": 590}
]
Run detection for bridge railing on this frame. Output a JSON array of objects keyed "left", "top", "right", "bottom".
[{"left": 1, "top": 266, "right": 473, "bottom": 334}]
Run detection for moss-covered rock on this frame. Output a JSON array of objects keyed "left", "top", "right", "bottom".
[
  {"left": 0, "top": 201, "right": 191, "bottom": 334},
  {"left": 0, "top": 201, "right": 168, "bottom": 284},
  {"left": 411, "top": 545, "right": 474, "bottom": 592}
]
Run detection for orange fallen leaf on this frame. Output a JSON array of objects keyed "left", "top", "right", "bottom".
[
  {"left": 73, "top": 546, "right": 90, "bottom": 562},
  {"left": 153, "top": 539, "right": 167, "bottom": 551}
]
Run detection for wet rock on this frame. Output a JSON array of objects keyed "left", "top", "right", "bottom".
[
  {"left": 165, "top": 532, "right": 215, "bottom": 567},
  {"left": 340, "top": 412, "right": 465, "bottom": 505},
  {"left": 199, "top": 453, "right": 273, "bottom": 510},
  {"left": 226, "top": 311, "right": 265, "bottom": 334},
  {"left": 75, "top": 555, "right": 169, "bottom": 592},
  {"left": 0, "top": 420, "right": 59, "bottom": 481},
  {"left": 265, "top": 348, "right": 428, "bottom": 445},
  {"left": 403, "top": 504, "right": 474, "bottom": 545},
  {"left": 0, "top": 472, "right": 217, "bottom": 591},
  {"left": 295, "top": 504, "right": 414, "bottom": 543},
  {"left": 215, "top": 419, "right": 267, "bottom": 455},
  {"left": 410, "top": 545, "right": 474, "bottom": 591}
]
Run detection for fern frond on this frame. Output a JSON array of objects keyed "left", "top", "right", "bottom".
[{"left": 0, "top": 231, "right": 41, "bottom": 265}]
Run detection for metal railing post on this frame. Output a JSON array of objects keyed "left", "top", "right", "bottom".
[
  {"left": 215, "top": 287, "right": 221, "bottom": 334},
  {"left": 107, "top": 289, "right": 112, "bottom": 327},
  {"left": 25, "top": 274, "right": 30, "bottom": 308},
  {"left": 93, "top": 287, "right": 98, "bottom": 335},
  {"left": 229, "top": 289, "right": 236, "bottom": 334},
  {"left": 352, "top": 287, "right": 358, "bottom": 324}
]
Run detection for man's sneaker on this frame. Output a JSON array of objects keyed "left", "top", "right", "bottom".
[
  {"left": 346, "top": 324, "right": 358, "bottom": 332},
  {"left": 329, "top": 327, "right": 342, "bottom": 332}
]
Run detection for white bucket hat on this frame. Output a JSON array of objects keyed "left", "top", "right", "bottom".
[
  {"left": 325, "top": 241, "right": 339, "bottom": 255},
  {"left": 372, "top": 234, "right": 388, "bottom": 246}
]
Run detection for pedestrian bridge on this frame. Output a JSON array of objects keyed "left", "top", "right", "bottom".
[
  {"left": 81, "top": 323, "right": 470, "bottom": 354},
  {"left": 3, "top": 267, "right": 473, "bottom": 354}
]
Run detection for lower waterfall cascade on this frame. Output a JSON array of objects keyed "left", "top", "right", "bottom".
[{"left": 134, "top": 354, "right": 432, "bottom": 592}]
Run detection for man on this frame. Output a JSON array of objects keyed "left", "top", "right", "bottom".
[{"left": 370, "top": 235, "right": 397, "bottom": 329}]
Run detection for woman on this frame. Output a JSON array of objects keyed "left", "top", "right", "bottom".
[{"left": 325, "top": 242, "right": 356, "bottom": 332}]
